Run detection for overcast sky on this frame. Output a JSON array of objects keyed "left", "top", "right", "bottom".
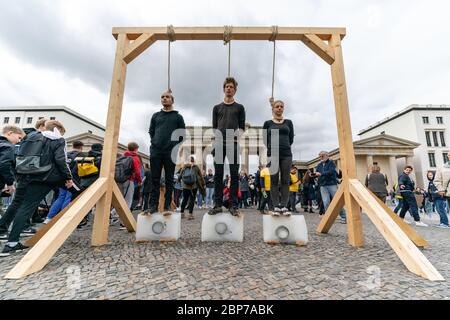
[{"left": 1, "top": 0, "right": 449, "bottom": 171}]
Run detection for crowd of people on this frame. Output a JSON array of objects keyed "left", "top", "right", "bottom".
[{"left": 1, "top": 76, "right": 450, "bottom": 257}]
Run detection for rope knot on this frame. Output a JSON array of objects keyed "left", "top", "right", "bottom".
[
  {"left": 223, "top": 25, "right": 233, "bottom": 45},
  {"left": 269, "top": 25, "right": 278, "bottom": 42},
  {"left": 167, "top": 25, "right": 176, "bottom": 42}
]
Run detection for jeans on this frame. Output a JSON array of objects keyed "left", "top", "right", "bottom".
[
  {"left": 181, "top": 188, "right": 197, "bottom": 214},
  {"left": 270, "top": 156, "right": 292, "bottom": 208},
  {"left": 434, "top": 197, "right": 449, "bottom": 226},
  {"left": 119, "top": 180, "right": 135, "bottom": 209},
  {"left": 320, "top": 185, "right": 346, "bottom": 219},
  {"left": 213, "top": 142, "right": 240, "bottom": 209},
  {"left": 259, "top": 190, "right": 274, "bottom": 211},
  {"left": 240, "top": 191, "right": 249, "bottom": 208},
  {"left": 197, "top": 192, "right": 203, "bottom": 207},
  {"left": 394, "top": 198, "right": 403, "bottom": 213},
  {"left": 142, "top": 192, "right": 151, "bottom": 210},
  {"left": 47, "top": 188, "right": 73, "bottom": 219},
  {"left": 399, "top": 192, "right": 420, "bottom": 221},
  {"left": 289, "top": 192, "right": 297, "bottom": 211},
  {"left": 0, "top": 180, "right": 28, "bottom": 233},
  {"left": 205, "top": 187, "right": 214, "bottom": 207},
  {"left": 149, "top": 152, "right": 176, "bottom": 210}
]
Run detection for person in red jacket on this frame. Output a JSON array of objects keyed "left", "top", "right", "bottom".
[{"left": 120, "top": 142, "right": 143, "bottom": 210}]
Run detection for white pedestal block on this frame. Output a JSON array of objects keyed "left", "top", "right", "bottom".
[
  {"left": 201, "top": 212, "right": 244, "bottom": 242},
  {"left": 135, "top": 212, "right": 181, "bottom": 242},
  {"left": 263, "top": 214, "right": 308, "bottom": 245}
]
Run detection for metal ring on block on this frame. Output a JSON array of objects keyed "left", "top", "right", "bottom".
[
  {"left": 275, "top": 226, "right": 290, "bottom": 240},
  {"left": 215, "top": 222, "right": 228, "bottom": 235},
  {"left": 152, "top": 221, "right": 166, "bottom": 234}
]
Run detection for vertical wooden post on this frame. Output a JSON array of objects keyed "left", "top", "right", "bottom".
[
  {"left": 329, "top": 34, "right": 364, "bottom": 247},
  {"left": 92, "top": 33, "right": 129, "bottom": 246}
]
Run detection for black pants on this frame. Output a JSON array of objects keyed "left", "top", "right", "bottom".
[
  {"left": 270, "top": 156, "right": 292, "bottom": 208},
  {"left": 149, "top": 152, "right": 175, "bottom": 210},
  {"left": 213, "top": 142, "right": 240, "bottom": 209},
  {"left": 142, "top": 192, "right": 151, "bottom": 210},
  {"left": 174, "top": 189, "right": 182, "bottom": 207},
  {"left": 181, "top": 188, "right": 197, "bottom": 214},
  {"left": 260, "top": 191, "right": 274, "bottom": 211},
  {"left": 0, "top": 182, "right": 56, "bottom": 242},
  {"left": 288, "top": 192, "right": 297, "bottom": 211},
  {"left": 399, "top": 192, "right": 420, "bottom": 221}
]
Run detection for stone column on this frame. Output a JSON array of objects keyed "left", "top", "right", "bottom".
[
  {"left": 389, "top": 156, "right": 398, "bottom": 188},
  {"left": 366, "top": 155, "right": 373, "bottom": 172},
  {"left": 195, "top": 145, "right": 203, "bottom": 169}
]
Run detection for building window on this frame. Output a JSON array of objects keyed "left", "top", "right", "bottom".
[
  {"left": 50, "top": 117, "right": 55, "bottom": 120},
  {"left": 425, "top": 131, "right": 431, "bottom": 147},
  {"left": 440, "top": 131, "right": 446, "bottom": 147},
  {"left": 27, "top": 117, "right": 33, "bottom": 124},
  {"left": 423, "top": 116, "right": 429, "bottom": 124},
  {"left": 443, "top": 153, "right": 449, "bottom": 164},
  {"left": 437, "top": 116, "right": 443, "bottom": 124},
  {"left": 428, "top": 153, "right": 436, "bottom": 167},
  {"left": 38, "top": 117, "right": 43, "bottom": 120},
  {"left": 3, "top": 117, "right": 9, "bottom": 124},
  {"left": 14, "top": 117, "right": 20, "bottom": 124},
  {"left": 432, "top": 131, "right": 439, "bottom": 146}
]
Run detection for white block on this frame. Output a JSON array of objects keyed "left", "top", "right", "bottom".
[
  {"left": 201, "top": 212, "right": 244, "bottom": 242},
  {"left": 135, "top": 212, "right": 181, "bottom": 242},
  {"left": 263, "top": 214, "right": 308, "bottom": 245}
]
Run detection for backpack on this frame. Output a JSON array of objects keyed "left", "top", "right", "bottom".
[
  {"left": 75, "top": 157, "right": 99, "bottom": 177},
  {"left": 114, "top": 155, "right": 134, "bottom": 183},
  {"left": 181, "top": 166, "right": 197, "bottom": 186},
  {"left": 15, "top": 133, "right": 52, "bottom": 174}
]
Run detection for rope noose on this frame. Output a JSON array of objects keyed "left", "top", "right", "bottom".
[
  {"left": 167, "top": 25, "right": 176, "bottom": 93},
  {"left": 269, "top": 25, "right": 278, "bottom": 106},
  {"left": 223, "top": 25, "right": 233, "bottom": 77}
]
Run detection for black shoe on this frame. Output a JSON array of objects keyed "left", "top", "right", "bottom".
[
  {"left": 208, "top": 206, "right": 223, "bottom": 215},
  {"left": 148, "top": 207, "right": 158, "bottom": 214},
  {"left": 32, "top": 216, "right": 45, "bottom": 224},
  {"left": 20, "top": 228, "right": 37, "bottom": 237},
  {"left": 259, "top": 210, "right": 266, "bottom": 215},
  {"left": 77, "top": 216, "right": 88, "bottom": 229},
  {"left": 309, "top": 208, "right": 314, "bottom": 213},
  {"left": 0, "top": 242, "right": 29, "bottom": 257},
  {"left": 229, "top": 207, "right": 240, "bottom": 217}
]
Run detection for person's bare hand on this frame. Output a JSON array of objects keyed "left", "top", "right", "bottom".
[
  {"left": 3, "top": 185, "right": 15, "bottom": 194},
  {"left": 65, "top": 180, "right": 74, "bottom": 189}
]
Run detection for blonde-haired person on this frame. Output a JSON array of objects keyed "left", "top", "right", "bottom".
[
  {"left": 0, "top": 120, "right": 73, "bottom": 257},
  {"left": 433, "top": 151, "right": 450, "bottom": 228},
  {"left": 365, "top": 164, "right": 388, "bottom": 203},
  {"left": 0, "top": 125, "right": 25, "bottom": 195},
  {"left": 262, "top": 100, "right": 294, "bottom": 216}
]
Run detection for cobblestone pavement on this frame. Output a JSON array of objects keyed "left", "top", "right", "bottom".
[{"left": 0, "top": 208, "right": 449, "bottom": 300}]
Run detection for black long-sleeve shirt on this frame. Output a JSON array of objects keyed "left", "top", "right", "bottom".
[
  {"left": 212, "top": 102, "right": 245, "bottom": 142},
  {"left": 262, "top": 119, "right": 294, "bottom": 157},
  {"left": 0, "top": 136, "right": 16, "bottom": 186},
  {"left": 149, "top": 109, "right": 186, "bottom": 155}
]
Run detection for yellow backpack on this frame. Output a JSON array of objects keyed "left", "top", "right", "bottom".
[{"left": 75, "top": 157, "right": 99, "bottom": 177}]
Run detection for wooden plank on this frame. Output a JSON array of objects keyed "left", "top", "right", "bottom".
[
  {"left": 329, "top": 33, "right": 364, "bottom": 246},
  {"left": 367, "top": 189, "right": 429, "bottom": 247},
  {"left": 349, "top": 179, "right": 444, "bottom": 281},
  {"left": 111, "top": 182, "right": 136, "bottom": 232},
  {"left": 5, "top": 178, "right": 108, "bottom": 279},
  {"left": 113, "top": 26, "right": 346, "bottom": 41},
  {"left": 123, "top": 33, "right": 156, "bottom": 64},
  {"left": 316, "top": 184, "right": 345, "bottom": 233},
  {"left": 92, "top": 32, "right": 129, "bottom": 246},
  {"left": 24, "top": 190, "right": 86, "bottom": 247},
  {"left": 300, "top": 34, "right": 335, "bottom": 65}
]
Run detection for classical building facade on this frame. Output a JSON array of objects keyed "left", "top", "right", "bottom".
[{"left": 358, "top": 104, "right": 450, "bottom": 187}]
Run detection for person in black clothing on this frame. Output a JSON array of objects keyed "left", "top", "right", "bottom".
[
  {"left": 208, "top": 77, "right": 246, "bottom": 217},
  {"left": 398, "top": 165, "right": 428, "bottom": 227},
  {"left": 0, "top": 120, "right": 73, "bottom": 256},
  {"left": 147, "top": 91, "right": 186, "bottom": 214},
  {"left": 204, "top": 168, "right": 215, "bottom": 208},
  {"left": 263, "top": 100, "right": 294, "bottom": 216},
  {"left": 0, "top": 126, "right": 25, "bottom": 196},
  {"left": 77, "top": 143, "right": 102, "bottom": 189}
]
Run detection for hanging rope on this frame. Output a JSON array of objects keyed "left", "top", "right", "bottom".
[
  {"left": 167, "top": 25, "right": 176, "bottom": 93},
  {"left": 269, "top": 26, "right": 278, "bottom": 106},
  {"left": 223, "top": 25, "right": 233, "bottom": 77}
]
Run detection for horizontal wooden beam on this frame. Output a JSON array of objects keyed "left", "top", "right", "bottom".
[
  {"left": 349, "top": 179, "right": 444, "bottom": 281},
  {"left": 5, "top": 178, "right": 108, "bottom": 279},
  {"left": 112, "top": 26, "right": 346, "bottom": 41},
  {"left": 300, "top": 34, "right": 335, "bottom": 65},
  {"left": 123, "top": 33, "right": 156, "bottom": 64}
]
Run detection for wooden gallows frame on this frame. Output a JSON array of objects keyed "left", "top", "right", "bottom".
[{"left": 6, "top": 26, "right": 444, "bottom": 281}]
